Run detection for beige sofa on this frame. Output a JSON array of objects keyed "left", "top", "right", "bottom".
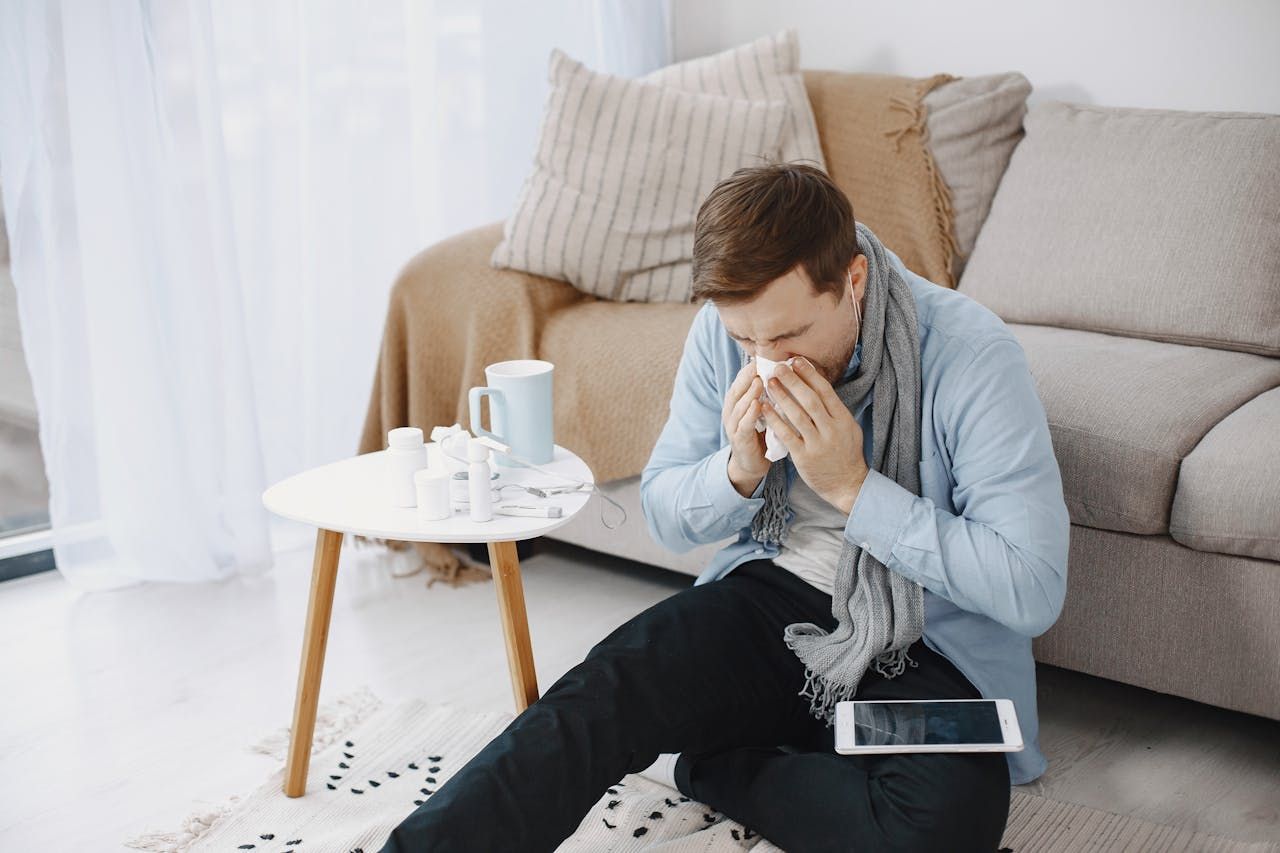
[
  {"left": 371, "top": 74, "right": 1280, "bottom": 724},
  {"left": 551, "top": 95, "right": 1280, "bottom": 723}
]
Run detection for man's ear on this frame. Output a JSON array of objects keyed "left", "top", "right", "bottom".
[{"left": 849, "top": 254, "right": 869, "bottom": 301}]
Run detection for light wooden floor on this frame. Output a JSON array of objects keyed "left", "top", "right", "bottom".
[{"left": 1, "top": 537, "right": 1277, "bottom": 851}]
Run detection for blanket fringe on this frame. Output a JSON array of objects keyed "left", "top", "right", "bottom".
[{"left": 883, "top": 73, "right": 962, "bottom": 288}]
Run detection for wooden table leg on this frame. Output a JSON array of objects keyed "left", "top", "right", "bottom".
[
  {"left": 284, "top": 528, "right": 344, "bottom": 797},
  {"left": 488, "top": 540, "right": 540, "bottom": 712}
]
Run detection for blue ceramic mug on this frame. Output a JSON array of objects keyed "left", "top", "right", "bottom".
[{"left": 469, "top": 359, "right": 555, "bottom": 467}]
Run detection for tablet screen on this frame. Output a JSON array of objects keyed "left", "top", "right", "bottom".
[{"left": 853, "top": 700, "right": 1003, "bottom": 746}]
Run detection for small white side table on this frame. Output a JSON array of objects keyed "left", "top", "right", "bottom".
[{"left": 262, "top": 443, "right": 593, "bottom": 797}]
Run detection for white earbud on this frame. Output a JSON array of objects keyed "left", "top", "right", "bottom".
[{"left": 850, "top": 272, "right": 862, "bottom": 337}]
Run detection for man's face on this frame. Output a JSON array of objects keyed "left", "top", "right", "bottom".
[{"left": 715, "top": 256, "right": 867, "bottom": 387}]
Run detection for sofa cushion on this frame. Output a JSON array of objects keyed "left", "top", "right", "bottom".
[
  {"left": 961, "top": 102, "right": 1280, "bottom": 357},
  {"left": 1006, "top": 323, "right": 1280, "bottom": 535},
  {"left": 643, "top": 28, "right": 825, "bottom": 171},
  {"left": 1171, "top": 386, "right": 1280, "bottom": 561},
  {"left": 921, "top": 72, "right": 1031, "bottom": 284},
  {"left": 490, "top": 48, "right": 789, "bottom": 303}
]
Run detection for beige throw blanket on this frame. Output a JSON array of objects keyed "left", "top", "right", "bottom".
[
  {"left": 355, "top": 223, "right": 699, "bottom": 583},
  {"left": 356, "top": 73, "right": 959, "bottom": 585},
  {"left": 801, "top": 69, "right": 960, "bottom": 288}
]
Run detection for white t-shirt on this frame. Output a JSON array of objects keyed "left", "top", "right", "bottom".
[{"left": 770, "top": 474, "right": 848, "bottom": 598}]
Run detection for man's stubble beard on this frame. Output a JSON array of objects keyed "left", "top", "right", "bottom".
[
  {"left": 820, "top": 338, "right": 857, "bottom": 387},
  {"left": 819, "top": 308, "right": 861, "bottom": 387}
]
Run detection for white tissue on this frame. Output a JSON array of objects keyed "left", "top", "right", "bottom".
[
  {"left": 760, "top": 425, "right": 789, "bottom": 461},
  {"left": 752, "top": 355, "right": 797, "bottom": 462}
]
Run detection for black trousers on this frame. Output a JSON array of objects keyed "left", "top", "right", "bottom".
[{"left": 379, "top": 559, "right": 1011, "bottom": 852}]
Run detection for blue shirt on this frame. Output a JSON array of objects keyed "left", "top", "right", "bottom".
[{"left": 639, "top": 247, "right": 1070, "bottom": 785}]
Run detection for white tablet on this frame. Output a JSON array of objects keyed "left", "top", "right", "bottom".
[{"left": 834, "top": 698, "right": 1024, "bottom": 755}]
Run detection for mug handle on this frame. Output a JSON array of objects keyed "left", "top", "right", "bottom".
[{"left": 469, "top": 386, "right": 507, "bottom": 444}]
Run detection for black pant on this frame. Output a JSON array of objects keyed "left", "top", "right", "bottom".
[{"left": 379, "top": 559, "right": 1011, "bottom": 852}]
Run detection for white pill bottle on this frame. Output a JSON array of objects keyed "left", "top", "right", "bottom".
[
  {"left": 467, "top": 437, "right": 494, "bottom": 522},
  {"left": 386, "top": 427, "right": 429, "bottom": 507}
]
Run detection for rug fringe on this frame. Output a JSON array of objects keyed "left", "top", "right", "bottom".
[
  {"left": 250, "top": 684, "right": 384, "bottom": 762},
  {"left": 124, "top": 687, "right": 383, "bottom": 852},
  {"left": 123, "top": 795, "right": 242, "bottom": 852}
]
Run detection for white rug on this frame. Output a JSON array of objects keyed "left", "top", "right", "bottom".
[
  {"left": 127, "top": 689, "right": 1279, "bottom": 853},
  {"left": 125, "top": 688, "right": 781, "bottom": 852}
]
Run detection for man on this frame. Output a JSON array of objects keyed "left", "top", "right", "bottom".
[{"left": 380, "top": 163, "right": 1070, "bottom": 852}]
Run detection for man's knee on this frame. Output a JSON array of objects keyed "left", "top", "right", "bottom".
[
  {"left": 583, "top": 576, "right": 752, "bottom": 663},
  {"left": 582, "top": 587, "right": 708, "bottom": 662},
  {"left": 873, "top": 753, "right": 1010, "bottom": 852},
  {"left": 539, "top": 641, "right": 680, "bottom": 733},
  {"left": 540, "top": 652, "right": 632, "bottom": 713}
]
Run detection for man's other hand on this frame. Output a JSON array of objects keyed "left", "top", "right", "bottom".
[
  {"left": 723, "top": 360, "right": 771, "bottom": 497},
  {"left": 760, "top": 356, "right": 869, "bottom": 513}
]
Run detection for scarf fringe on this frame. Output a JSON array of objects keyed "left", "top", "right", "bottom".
[
  {"left": 782, "top": 613, "right": 870, "bottom": 727},
  {"left": 788, "top": 640, "right": 920, "bottom": 727},
  {"left": 871, "top": 645, "right": 919, "bottom": 678},
  {"left": 797, "top": 665, "right": 857, "bottom": 726},
  {"left": 751, "top": 478, "right": 790, "bottom": 547}
]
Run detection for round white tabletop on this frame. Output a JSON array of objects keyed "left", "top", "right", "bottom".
[{"left": 262, "top": 443, "right": 594, "bottom": 543}]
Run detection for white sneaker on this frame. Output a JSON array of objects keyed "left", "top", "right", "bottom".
[{"left": 636, "top": 752, "right": 681, "bottom": 790}]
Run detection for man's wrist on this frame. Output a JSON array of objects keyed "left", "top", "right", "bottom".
[
  {"left": 727, "top": 455, "right": 765, "bottom": 499},
  {"left": 835, "top": 470, "right": 869, "bottom": 515}
]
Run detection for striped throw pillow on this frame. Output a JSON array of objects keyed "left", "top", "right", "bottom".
[
  {"left": 643, "top": 28, "right": 824, "bottom": 172},
  {"left": 490, "top": 49, "right": 790, "bottom": 303}
]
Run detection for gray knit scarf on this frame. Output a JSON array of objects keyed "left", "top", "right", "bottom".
[{"left": 746, "top": 221, "right": 926, "bottom": 729}]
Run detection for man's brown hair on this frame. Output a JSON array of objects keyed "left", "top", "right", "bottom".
[{"left": 691, "top": 161, "right": 859, "bottom": 305}]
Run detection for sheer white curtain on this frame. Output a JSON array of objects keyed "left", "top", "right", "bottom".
[{"left": 0, "top": 0, "right": 671, "bottom": 591}]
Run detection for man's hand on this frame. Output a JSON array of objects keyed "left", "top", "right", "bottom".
[
  {"left": 722, "top": 360, "right": 771, "bottom": 497},
  {"left": 760, "top": 356, "right": 869, "bottom": 514}
]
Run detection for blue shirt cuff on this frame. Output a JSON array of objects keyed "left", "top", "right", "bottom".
[
  {"left": 706, "top": 444, "right": 767, "bottom": 518},
  {"left": 844, "top": 467, "right": 915, "bottom": 566}
]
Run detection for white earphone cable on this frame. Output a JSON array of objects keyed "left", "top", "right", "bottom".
[{"left": 437, "top": 442, "right": 628, "bottom": 530}]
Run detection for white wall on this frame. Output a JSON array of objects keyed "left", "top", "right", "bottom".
[{"left": 673, "top": 0, "right": 1280, "bottom": 114}]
